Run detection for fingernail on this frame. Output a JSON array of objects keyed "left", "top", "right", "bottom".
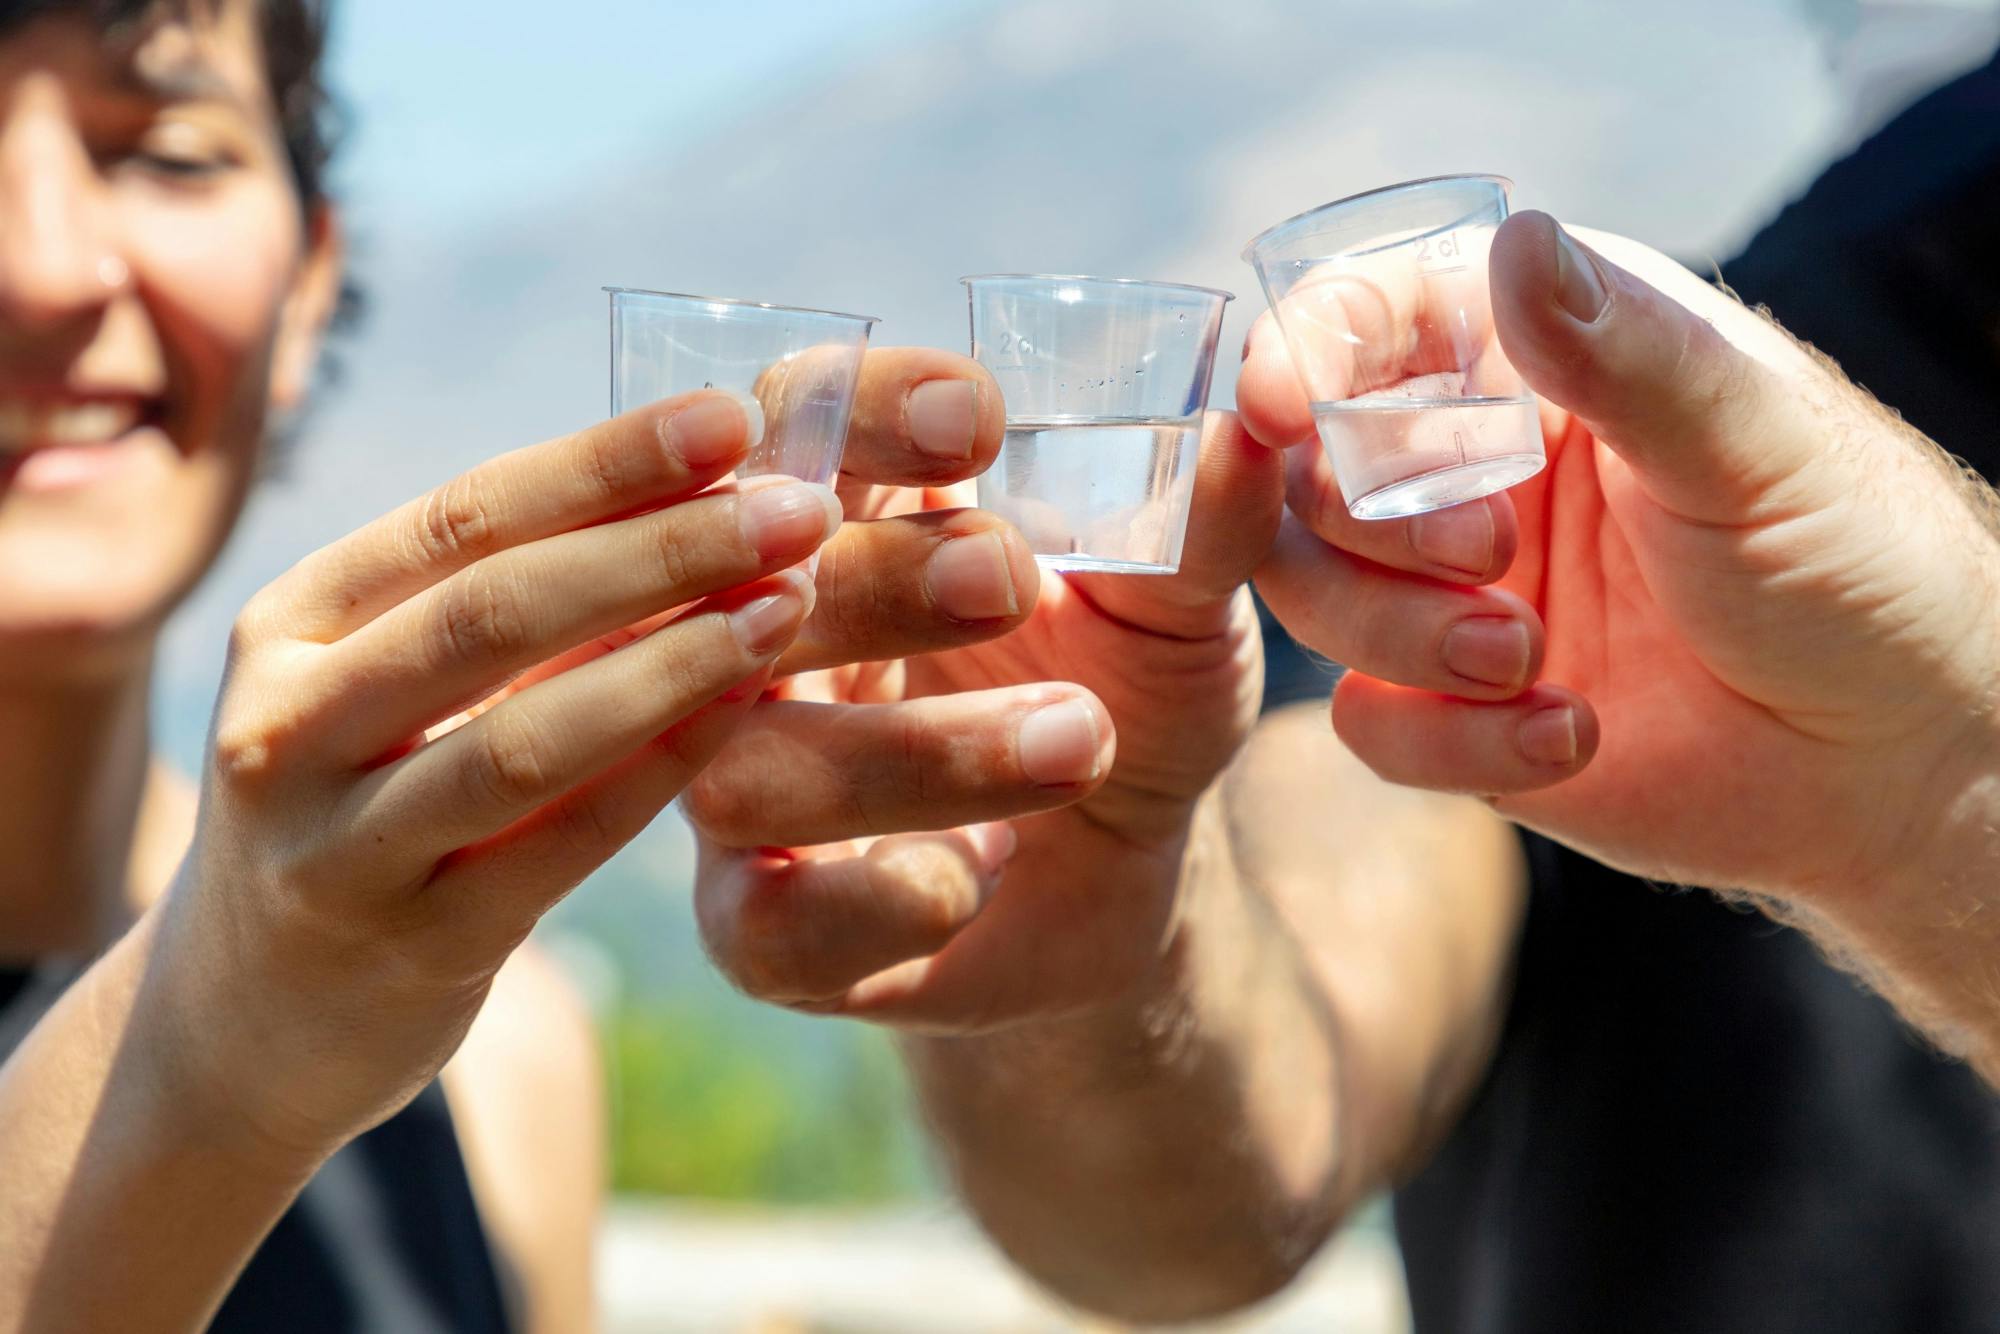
[
  {"left": 1408, "top": 502, "right": 1495, "bottom": 576},
  {"left": 1518, "top": 705, "right": 1578, "bottom": 766},
  {"left": 1553, "top": 224, "right": 1609, "bottom": 324},
  {"left": 925, "top": 530, "right": 1019, "bottom": 621},
  {"left": 1442, "top": 617, "right": 1531, "bottom": 689},
  {"left": 907, "top": 379, "right": 977, "bottom": 460},
  {"left": 968, "top": 821, "right": 1019, "bottom": 875},
  {"left": 662, "top": 391, "right": 763, "bottom": 468},
  {"left": 1017, "top": 698, "right": 1102, "bottom": 787},
  {"left": 738, "top": 480, "right": 841, "bottom": 560},
  {"left": 727, "top": 571, "right": 813, "bottom": 655}
]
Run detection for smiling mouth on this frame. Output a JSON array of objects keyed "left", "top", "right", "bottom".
[{"left": 0, "top": 398, "right": 153, "bottom": 457}]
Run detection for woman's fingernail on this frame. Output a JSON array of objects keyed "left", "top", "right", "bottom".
[
  {"left": 907, "top": 379, "right": 977, "bottom": 460},
  {"left": 727, "top": 571, "right": 813, "bottom": 655},
  {"left": 738, "top": 480, "right": 841, "bottom": 559},
  {"left": 1017, "top": 698, "right": 1102, "bottom": 787},
  {"left": 1408, "top": 502, "right": 1495, "bottom": 576},
  {"left": 1442, "top": 617, "right": 1531, "bottom": 689},
  {"left": 925, "top": 530, "right": 1019, "bottom": 621},
  {"left": 1554, "top": 224, "right": 1609, "bottom": 324},
  {"left": 1518, "top": 704, "right": 1578, "bottom": 766},
  {"left": 662, "top": 391, "right": 762, "bottom": 467}
]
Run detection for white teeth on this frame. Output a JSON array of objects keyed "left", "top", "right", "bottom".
[
  {"left": 0, "top": 401, "right": 142, "bottom": 454},
  {"left": 46, "top": 402, "right": 136, "bottom": 444}
]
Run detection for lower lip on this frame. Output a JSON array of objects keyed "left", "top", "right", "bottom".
[{"left": 3, "top": 433, "right": 150, "bottom": 495}]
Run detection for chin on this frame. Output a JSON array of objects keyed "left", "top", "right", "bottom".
[{"left": 0, "top": 428, "right": 246, "bottom": 676}]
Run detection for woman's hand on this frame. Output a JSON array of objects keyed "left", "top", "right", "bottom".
[{"left": 148, "top": 387, "right": 832, "bottom": 1155}]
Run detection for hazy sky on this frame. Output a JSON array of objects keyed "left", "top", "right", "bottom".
[{"left": 326, "top": 1, "right": 992, "bottom": 225}]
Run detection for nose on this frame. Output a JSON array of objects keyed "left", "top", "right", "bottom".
[{"left": 0, "top": 80, "right": 128, "bottom": 331}]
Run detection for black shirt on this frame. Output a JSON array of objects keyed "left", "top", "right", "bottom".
[{"left": 1264, "top": 53, "right": 2000, "bottom": 1334}]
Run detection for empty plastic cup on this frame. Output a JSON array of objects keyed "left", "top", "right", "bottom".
[
  {"left": 964, "top": 274, "right": 1230, "bottom": 575},
  {"left": 607, "top": 287, "right": 877, "bottom": 487},
  {"left": 1242, "top": 175, "right": 1545, "bottom": 520}
]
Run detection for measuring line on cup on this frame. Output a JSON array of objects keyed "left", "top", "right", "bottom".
[
  {"left": 1242, "top": 175, "right": 1547, "bottom": 520},
  {"left": 964, "top": 274, "right": 1230, "bottom": 576}
]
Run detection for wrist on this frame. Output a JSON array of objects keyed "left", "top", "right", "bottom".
[
  {"left": 130, "top": 896, "right": 342, "bottom": 1182},
  {"left": 1790, "top": 733, "right": 2000, "bottom": 1076}
]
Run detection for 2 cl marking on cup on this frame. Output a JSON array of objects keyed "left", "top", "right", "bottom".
[
  {"left": 993, "top": 331, "right": 1039, "bottom": 372},
  {"left": 1415, "top": 231, "right": 1468, "bottom": 276}
]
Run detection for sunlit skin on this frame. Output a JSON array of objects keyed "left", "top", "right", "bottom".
[
  {"left": 686, "top": 215, "right": 2000, "bottom": 1321},
  {"left": 0, "top": 5, "right": 1063, "bottom": 1328}
]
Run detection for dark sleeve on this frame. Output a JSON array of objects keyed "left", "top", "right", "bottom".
[{"left": 1256, "top": 590, "right": 1342, "bottom": 715}]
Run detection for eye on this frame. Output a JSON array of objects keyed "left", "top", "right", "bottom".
[
  {"left": 133, "top": 148, "right": 228, "bottom": 179},
  {"left": 110, "top": 121, "right": 242, "bottom": 184}
]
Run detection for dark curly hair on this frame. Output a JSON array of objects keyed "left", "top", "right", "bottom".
[{"left": 0, "top": 0, "right": 336, "bottom": 210}]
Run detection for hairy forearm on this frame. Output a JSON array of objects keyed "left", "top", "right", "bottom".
[
  {"left": 1785, "top": 763, "right": 2000, "bottom": 1087},
  {"left": 0, "top": 910, "right": 320, "bottom": 1333},
  {"left": 902, "top": 797, "right": 1349, "bottom": 1323},
  {"left": 901, "top": 704, "right": 1524, "bottom": 1323}
]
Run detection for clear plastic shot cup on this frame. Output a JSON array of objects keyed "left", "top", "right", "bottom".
[
  {"left": 963, "top": 274, "right": 1230, "bottom": 575},
  {"left": 606, "top": 287, "right": 878, "bottom": 487},
  {"left": 1242, "top": 175, "right": 1545, "bottom": 520}
]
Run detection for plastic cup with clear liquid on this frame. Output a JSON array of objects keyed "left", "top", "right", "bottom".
[
  {"left": 606, "top": 287, "right": 878, "bottom": 487},
  {"left": 1242, "top": 175, "right": 1545, "bottom": 520},
  {"left": 963, "top": 274, "right": 1231, "bottom": 575}
]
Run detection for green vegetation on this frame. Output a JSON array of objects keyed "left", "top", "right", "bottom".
[{"left": 604, "top": 1002, "right": 929, "bottom": 1201}]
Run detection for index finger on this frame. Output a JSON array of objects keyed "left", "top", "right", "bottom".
[
  {"left": 260, "top": 389, "right": 759, "bottom": 642},
  {"left": 1235, "top": 246, "right": 1501, "bottom": 451}
]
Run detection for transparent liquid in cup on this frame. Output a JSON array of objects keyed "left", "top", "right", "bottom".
[
  {"left": 964, "top": 275, "right": 1230, "bottom": 575},
  {"left": 996, "top": 413, "right": 1203, "bottom": 574},
  {"left": 1313, "top": 377, "right": 1544, "bottom": 520},
  {"left": 1244, "top": 175, "right": 1545, "bottom": 519}
]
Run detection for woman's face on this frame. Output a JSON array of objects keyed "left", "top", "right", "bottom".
[{"left": 0, "top": 2, "right": 337, "bottom": 672}]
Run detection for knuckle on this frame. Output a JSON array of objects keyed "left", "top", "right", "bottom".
[
  {"left": 681, "top": 769, "right": 753, "bottom": 841},
  {"left": 468, "top": 717, "right": 559, "bottom": 810},
  {"left": 548, "top": 791, "right": 623, "bottom": 863},
  {"left": 886, "top": 716, "right": 946, "bottom": 812},
  {"left": 683, "top": 735, "right": 787, "bottom": 842},
  {"left": 230, "top": 592, "right": 279, "bottom": 654},
  {"left": 724, "top": 877, "right": 808, "bottom": 1000},
  {"left": 578, "top": 427, "right": 637, "bottom": 503},
  {"left": 211, "top": 715, "right": 284, "bottom": 788},
  {"left": 811, "top": 540, "right": 893, "bottom": 652},
  {"left": 435, "top": 573, "right": 529, "bottom": 669},
  {"left": 417, "top": 478, "right": 496, "bottom": 566},
  {"left": 651, "top": 520, "right": 702, "bottom": 591}
]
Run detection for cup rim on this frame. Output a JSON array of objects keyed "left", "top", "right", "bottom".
[
  {"left": 960, "top": 273, "right": 1234, "bottom": 302},
  {"left": 1239, "top": 173, "right": 1515, "bottom": 263},
  {"left": 604, "top": 286, "right": 879, "bottom": 326}
]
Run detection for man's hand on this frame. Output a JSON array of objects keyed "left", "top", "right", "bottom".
[
  {"left": 689, "top": 407, "right": 1287, "bottom": 1029},
  {"left": 1245, "top": 211, "right": 2000, "bottom": 1067}
]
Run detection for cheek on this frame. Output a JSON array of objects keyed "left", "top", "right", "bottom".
[{"left": 123, "top": 181, "right": 301, "bottom": 432}]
